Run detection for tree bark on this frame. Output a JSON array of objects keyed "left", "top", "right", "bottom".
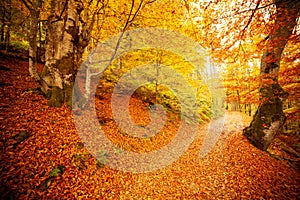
[
  {"left": 243, "top": 0, "right": 300, "bottom": 151},
  {"left": 0, "top": 3, "right": 5, "bottom": 47},
  {"left": 40, "top": 0, "right": 96, "bottom": 107},
  {"left": 39, "top": 0, "right": 79, "bottom": 107},
  {"left": 4, "top": 0, "right": 12, "bottom": 53},
  {"left": 21, "top": 0, "right": 43, "bottom": 81},
  {"left": 28, "top": 9, "right": 41, "bottom": 81},
  {"left": 39, "top": 0, "right": 103, "bottom": 107},
  {"left": 4, "top": 24, "right": 10, "bottom": 53}
]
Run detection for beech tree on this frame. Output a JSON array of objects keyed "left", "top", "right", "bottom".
[
  {"left": 29, "top": 0, "right": 105, "bottom": 107},
  {"left": 243, "top": 0, "right": 300, "bottom": 150}
]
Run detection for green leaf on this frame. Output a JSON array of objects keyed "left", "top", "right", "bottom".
[{"left": 49, "top": 165, "right": 64, "bottom": 177}]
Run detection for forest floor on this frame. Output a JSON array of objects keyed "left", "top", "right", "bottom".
[{"left": 0, "top": 53, "right": 300, "bottom": 199}]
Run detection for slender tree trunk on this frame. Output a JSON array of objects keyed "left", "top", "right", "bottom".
[
  {"left": 4, "top": 0, "right": 12, "bottom": 53},
  {"left": 4, "top": 24, "right": 10, "bottom": 53},
  {"left": 0, "top": 7, "right": 5, "bottom": 48},
  {"left": 236, "top": 90, "right": 241, "bottom": 111},
  {"left": 28, "top": 10, "right": 41, "bottom": 81},
  {"left": 0, "top": 25, "right": 4, "bottom": 47},
  {"left": 243, "top": 0, "right": 300, "bottom": 151},
  {"left": 21, "top": 0, "right": 43, "bottom": 81}
]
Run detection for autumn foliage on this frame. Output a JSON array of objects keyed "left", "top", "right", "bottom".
[
  {"left": 0, "top": 52, "right": 299, "bottom": 199},
  {"left": 1, "top": 0, "right": 300, "bottom": 199}
]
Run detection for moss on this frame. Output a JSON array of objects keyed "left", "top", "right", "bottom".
[
  {"left": 13, "top": 131, "right": 30, "bottom": 148},
  {"left": 243, "top": 97, "right": 285, "bottom": 151},
  {"left": 95, "top": 160, "right": 106, "bottom": 169},
  {"left": 48, "top": 86, "right": 64, "bottom": 107},
  {"left": 73, "top": 153, "right": 89, "bottom": 170},
  {"left": 64, "top": 83, "right": 74, "bottom": 108},
  {"left": 45, "top": 90, "right": 52, "bottom": 100},
  {"left": 267, "top": 152, "right": 282, "bottom": 161},
  {"left": 47, "top": 83, "right": 74, "bottom": 107},
  {"left": 17, "top": 131, "right": 30, "bottom": 143},
  {"left": 41, "top": 64, "right": 49, "bottom": 78}
]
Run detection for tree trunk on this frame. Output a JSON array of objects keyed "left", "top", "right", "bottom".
[
  {"left": 28, "top": 9, "right": 41, "bottom": 81},
  {"left": 40, "top": 0, "right": 79, "bottom": 107},
  {"left": 236, "top": 90, "right": 241, "bottom": 111},
  {"left": 4, "top": 24, "right": 10, "bottom": 53},
  {"left": 21, "top": 0, "right": 43, "bottom": 81},
  {"left": 0, "top": 5, "right": 5, "bottom": 48},
  {"left": 22, "top": 0, "right": 97, "bottom": 107},
  {"left": 40, "top": 0, "right": 95, "bottom": 107},
  {"left": 243, "top": 0, "right": 300, "bottom": 151},
  {"left": 4, "top": 0, "right": 12, "bottom": 53}
]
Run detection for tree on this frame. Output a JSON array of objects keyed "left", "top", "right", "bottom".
[
  {"left": 21, "top": 0, "right": 43, "bottom": 81},
  {"left": 243, "top": 0, "right": 300, "bottom": 150},
  {"left": 0, "top": 0, "right": 11, "bottom": 51},
  {"left": 36, "top": 0, "right": 104, "bottom": 107},
  {"left": 20, "top": 0, "right": 106, "bottom": 107},
  {"left": 1, "top": 0, "right": 27, "bottom": 52}
]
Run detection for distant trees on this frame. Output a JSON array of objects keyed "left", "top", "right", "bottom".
[
  {"left": 0, "top": 0, "right": 12, "bottom": 52},
  {"left": 0, "top": 0, "right": 27, "bottom": 52}
]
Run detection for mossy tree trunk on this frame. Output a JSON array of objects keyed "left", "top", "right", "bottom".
[
  {"left": 39, "top": 0, "right": 79, "bottom": 107},
  {"left": 39, "top": 0, "right": 101, "bottom": 107},
  {"left": 243, "top": 0, "right": 300, "bottom": 151}
]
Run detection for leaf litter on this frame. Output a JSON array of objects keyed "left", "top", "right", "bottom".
[{"left": 0, "top": 55, "right": 299, "bottom": 199}]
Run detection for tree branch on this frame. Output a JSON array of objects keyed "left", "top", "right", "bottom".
[
  {"left": 82, "top": 0, "right": 106, "bottom": 42},
  {"left": 21, "top": 0, "right": 33, "bottom": 11},
  {"left": 211, "top": 2, "right": 275, "bottom": 21},
  {"left": 129, "top": 0, "right": 144, "bottom": 23},
  {"left": 50, "top": 0, "right": 69, "bottom": 24},
  {"left": 240, "top": 0, "right": 262, "bottom": 39},
  {"left": 144, "top": 0, "right": 157, "bottom": 6},
  {"left": 122, "top": 0, "right": 135, "bottom": 32}
]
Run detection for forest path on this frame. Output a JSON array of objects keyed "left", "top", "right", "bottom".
[
  {"left": 127, "top": 111, "right": 300, "bottom": 199},
  {"left": 0, "top": 54, "right": 299, "bottom": 199}
]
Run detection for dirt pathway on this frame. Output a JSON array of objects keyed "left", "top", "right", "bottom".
[{"left": 120, "top": 112, "right": 300, "bottom": 199}]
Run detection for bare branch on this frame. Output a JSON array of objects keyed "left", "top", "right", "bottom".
[
  {"left": 21, "top": 0, "right": 33, "bottom": 11},
  {"left": 208, "top": 2, "right": 275, "bottom": 22},
  {"left": 129, "top": 0, "right": 144, "bottom": 23},
  {"left": 143, "top": 0, "right": 157, "bottom": 7},
  {"left": 240, "top": 0, "right": 262, "bottom": 39},
  {"left": 86, "top": 0, "right": 106, "bottom": 35},
  {"left": 122, "top": 0, "right": 135, "bottom": 32}
]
